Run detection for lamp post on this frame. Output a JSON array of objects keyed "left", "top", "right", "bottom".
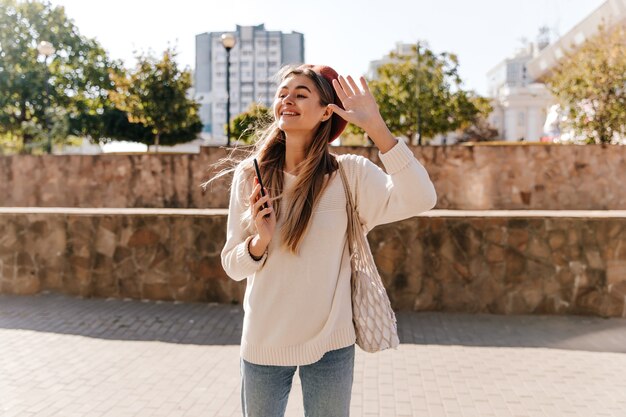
[
  {"left": 37, "top": 41, "right": 55, "bottom": 154},
  {"left": 416, "top": 41, "right": 423, "bottom": 146},
  {"left": 221, "top": 33, "right": 236, "bottom": 147}
]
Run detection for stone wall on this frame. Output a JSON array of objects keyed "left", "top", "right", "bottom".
[
  {"left": 2, "top": 208, "right": 625, "bottom": 317},
  {"left": 0, "top": 208, "right": 235, "bottom": 303},
  {"left": 1, "top": 144, "right": 625, "bottom": 210}
]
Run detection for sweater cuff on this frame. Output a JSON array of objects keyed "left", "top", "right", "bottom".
[
  {"left": 378, "top": 139, "right": 415, "bottom": 175},
  {"left": 237, "top": 235, "right": 268, "bottom": 271}
]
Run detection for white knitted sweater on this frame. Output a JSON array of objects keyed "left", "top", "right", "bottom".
[{"left": 221, "top": 140, "right": 437, "bottom": 366}]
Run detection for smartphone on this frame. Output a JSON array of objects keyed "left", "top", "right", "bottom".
[{"left": 253, "top": 158, "right": 269, "bottom": 216}]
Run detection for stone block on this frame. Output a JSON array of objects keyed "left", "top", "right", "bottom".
[
  {"left": 585, "top": 250, "right": 605, "bottom": 269},
  {"left": 128, "top": 228, "right": 160, "bottom": 247},
  {"left": 485, "top": 244, "right": 505, "bottom": 262},
  {"left": 607, "top": 260, "right": 626, "bottom": 286},
  {"left": 142, "top": 282, "right": 172, "bottom": 301},
  {"left": 507, "top": 228, "right": 529, "bottom": 251},
  {"left": 548, "top": 230, "right": 566, "bottom": 250},
  {"left": 95, "top": 226, "right": 117, "bottom": 257}
]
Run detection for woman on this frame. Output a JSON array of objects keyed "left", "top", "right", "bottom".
[{"left": 218, "top": 64, "right": 437, "bottom": 416}]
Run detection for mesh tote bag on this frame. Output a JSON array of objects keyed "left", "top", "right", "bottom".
[{"left": 338, "top": 162, "right": 400, "bottom": 353}]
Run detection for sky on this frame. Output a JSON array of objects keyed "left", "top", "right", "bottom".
[{"left": 47, "top": 0, "right": 606, "bottom": 96}]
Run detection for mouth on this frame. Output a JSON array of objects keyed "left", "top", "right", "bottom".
[{"left": 280, "top": 111, "right": 300, "bottom": 117}]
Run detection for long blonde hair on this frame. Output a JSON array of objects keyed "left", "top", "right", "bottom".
[{"left": 205, "top": 64, "right": 339, "bottom": 254}]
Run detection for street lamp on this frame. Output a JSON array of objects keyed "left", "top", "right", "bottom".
[
  {"left": 221, "top": 33, "right": 236, "bottom": 147},
  {"left": 37, "top": 41, "right": 55, "bottom": 154},
  {"left": 416, "top": 41, "right": 423, "bottom": 146}
]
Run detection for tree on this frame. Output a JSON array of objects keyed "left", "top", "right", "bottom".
[
  {"left": 457, "top": 95, "right": 498, "bottom": 143},
  {"left": 228, "top": 103, "right": 272, "bottom": 144},
  {"left": 109, "top": 48, "right": 202, "bottom": 152},
  {"left": 545, "top": 24, "right": 626, "bottom": 144},
  {"left": 0, "top": 0, "right": 122, "bottom": 152},
  {"left": 368, "top": 43, "right": 491, "bottom": 144}
]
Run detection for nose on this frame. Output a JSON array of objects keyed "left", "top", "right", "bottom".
[{"left": 281, "top": 93, "right": 295, "bottom": 105}]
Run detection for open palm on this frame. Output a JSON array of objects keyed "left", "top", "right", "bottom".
[{"left": 329, "top": 75, "right": 383, "bottom": 132}]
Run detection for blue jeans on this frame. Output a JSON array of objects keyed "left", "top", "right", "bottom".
[{"left": 240, "top": 344, "right": 355, "bottom": 417}]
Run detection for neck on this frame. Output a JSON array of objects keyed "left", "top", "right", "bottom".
[{"left": 283, "top": 132, "right": 313, "bottom": 174}]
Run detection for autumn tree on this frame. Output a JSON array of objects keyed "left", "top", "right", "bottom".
[
  {"left": 545, "top": 24, "right": 626, "bottom": 144},
  {"left": 109, "top": 48, "right": 202, "bottom": 152}
]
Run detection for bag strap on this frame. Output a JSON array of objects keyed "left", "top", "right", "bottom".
[
  {"left": 337, "top": 160, "right": 356, "bottom": 216},
  {"left": 337, "top": 159, "right": 365, "bottom": 271},
  {"left": 337, "top": 161, "right": 356, "bottom": 250},
  {"left": 327, "top": 160, "right": 354, "bottom": 304},
  {"left": 338, "top": 160, "right": 379, "bottom": 279}
]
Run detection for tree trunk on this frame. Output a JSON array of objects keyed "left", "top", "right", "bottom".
[{"left": 154, "top": 132, "right": 160, "bottom": 153}]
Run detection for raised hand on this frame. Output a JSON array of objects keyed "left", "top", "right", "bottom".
[{"left": 329, "top": 75, "right": 384, "bottom": 133}]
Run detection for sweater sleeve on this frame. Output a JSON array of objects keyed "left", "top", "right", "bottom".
[
  {"left": 344, "top": 139, "right": 437, "bottom": 232},
  {"left": 221, "top": 169, "right": 268, "bottom": 282}
]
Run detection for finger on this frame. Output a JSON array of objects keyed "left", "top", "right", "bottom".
[
  {"left": 259, "top": 194, "right": 270, "bottom": 205},
  {"left": 249, "top": 183, "right": 261, "bottom": 203},
  {"left": 347, "top": 76, "right": 361, "bottom": 95},
  {"left": 332, "top": 79, "right": 348, "bottom": 104},
  {"left": 253, "top": 194, "right": 269, "bottom": 211},
  {"left": 360, "top": 76, "right": 372, "bottom": 95},
  {"left": 338, "top": 75, "right": 355, "bottom": 96},
  {"left": 328, "top": 104, "right": 347, "bottom": 120},
  {"left": 258, "top": 207, "right": 273, "bottom": 218}
]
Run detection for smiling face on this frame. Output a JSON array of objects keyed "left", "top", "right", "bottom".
[{"left": 273, "top": 74, "right": 333, "bottom": 143}]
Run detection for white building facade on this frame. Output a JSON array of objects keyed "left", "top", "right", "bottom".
[
  {"left": 486, "top": 42, "right": 555, "bottom": 142},
  {"left": 489, "top": 0, "right": 626, "bottom": 143},
  {"left": 195, "top": 24, "right": 304, "bottom": 145},
  {"left": 367, "top": 42, "right": 415, "bottom": 80}
]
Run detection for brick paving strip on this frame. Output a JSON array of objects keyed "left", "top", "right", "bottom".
[{"left": 1, "top": 293, "right": 625, "bottom": 417}]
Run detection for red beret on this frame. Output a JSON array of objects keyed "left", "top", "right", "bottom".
[{"left": 306, "top": 65, "right": 348, "bottom": 142}]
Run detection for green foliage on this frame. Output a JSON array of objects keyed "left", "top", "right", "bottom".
[
  {"left": 228, "top": 103, "right": 272, "bottom": 144},
  {"left": 0, "top": 0, "right": 122, "bottom": 152},
  {"left": 109, "top": 48, "right": 202, "bottom": 151},
  {"left": 545, "top": 24, "right": 626, "bottom": 144},
  {"left": 369, "top": 43, "right": 491, "bottom": 144}
]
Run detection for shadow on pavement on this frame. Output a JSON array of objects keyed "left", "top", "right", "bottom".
[
  {"left": 396, "top": 311, "right": 626, "bottom": 353},
  {"left": 1, "top": 293, "right": 625, "bottom": 353}
]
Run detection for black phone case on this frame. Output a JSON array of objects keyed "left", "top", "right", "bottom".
[{"left": 253, "top": 159, "right": 269, "bottom": 213}]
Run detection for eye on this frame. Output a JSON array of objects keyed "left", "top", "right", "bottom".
[{"left": 297, "top": 95, "right": 306, "bottom": 98}]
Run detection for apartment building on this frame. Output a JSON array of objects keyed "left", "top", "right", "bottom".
[{"left": 195, "top": 24, "right": 304, "bottom": 145}]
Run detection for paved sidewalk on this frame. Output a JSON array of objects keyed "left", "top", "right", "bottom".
[{"left": 1, "top": 293, "right": 625, "bottom": 417}]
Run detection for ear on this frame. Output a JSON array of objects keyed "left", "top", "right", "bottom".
[{"left": 321, "top": 105, "right": 333, "bottom": 122}]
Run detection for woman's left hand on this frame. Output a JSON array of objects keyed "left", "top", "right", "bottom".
[{"left": 329, "top": 75, "right": 384, "bottom": 133}]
